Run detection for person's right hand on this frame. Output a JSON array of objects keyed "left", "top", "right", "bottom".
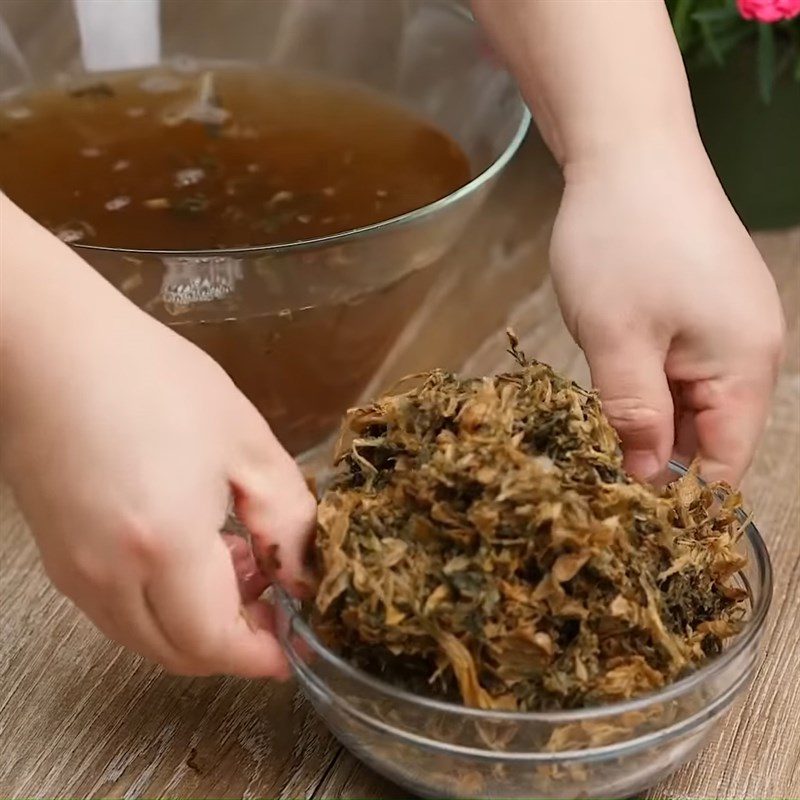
[{"left": 1, "top": 195, "right": 316, "bottom": 677}]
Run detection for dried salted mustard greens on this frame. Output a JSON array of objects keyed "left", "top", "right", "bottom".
[{"left": 312, "top": 334, "right": 749, "bottom": 711}]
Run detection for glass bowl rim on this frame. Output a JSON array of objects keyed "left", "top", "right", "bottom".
[
  {"left": 276, "top": 460, "right": 773, "bottom": 725},
  {"left": 59, "top": 0, "right": 532, "bottom": 259}
]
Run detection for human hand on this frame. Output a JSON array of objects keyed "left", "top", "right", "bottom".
[
  {"left": 550, "top": 135, "right": 785, "bottom": 484},
  {"left": 1, "top": 199, "right": 316, "bottom": 677},
  {"left": 469, "top": 0, "right": 784, "bottom": 484}
]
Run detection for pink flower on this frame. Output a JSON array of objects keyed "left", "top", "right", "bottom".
[{"left": 737, "top": 0, "right": 800, "bottom": 22}]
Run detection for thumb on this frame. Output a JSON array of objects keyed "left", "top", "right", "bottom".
[{"left": 584, "top": 339, "right": 675, "bottom": 481}]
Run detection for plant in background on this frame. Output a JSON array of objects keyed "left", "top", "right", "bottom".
[{"left": 668, "top": 0, "right": 800, "bottom": 102}]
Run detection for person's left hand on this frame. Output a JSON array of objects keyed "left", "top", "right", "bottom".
[{"left": 548, "top": 134, "right": 785, "bottom": 484}]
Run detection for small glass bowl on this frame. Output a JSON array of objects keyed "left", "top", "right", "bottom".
[{"left": 275, "top": 463, "right": 772, "bottom": 799}]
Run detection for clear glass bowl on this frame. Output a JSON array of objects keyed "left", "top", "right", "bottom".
[
  {"left": 0, "top": 0, "right": 530, "bottom": 458},
  {"left": 275, "top": 463, "right": 772, "bottom": 799}
]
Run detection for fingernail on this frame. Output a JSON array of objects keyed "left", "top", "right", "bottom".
[{"left": 625, "top": 450, "right": 662, "bottom": 481}]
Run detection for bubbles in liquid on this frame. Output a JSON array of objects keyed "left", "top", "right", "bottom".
[
  {"left": 139, "top": 74, "right": 184, "bottom": 94},
  {"left": 173, "top": 167, "right": 205, "bottom": 188},
  {"left": 104, "top": 195, "right": 131, "bottom": 211},
  {"left": 56, "top": 227, "right": 85, "bottom": 243},
  {"left": 4, "top": 106, "right": 32, "bottom": 120},
  {"left": 54, "top": 220, "right": 96, "bottom": 243}
]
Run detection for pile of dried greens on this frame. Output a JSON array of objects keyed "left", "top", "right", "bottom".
[{"left": 312, "top": 335, "right": 749, "bottom": 712}]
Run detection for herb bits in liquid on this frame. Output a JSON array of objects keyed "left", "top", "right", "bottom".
[
  {"left": 0, "top": 68, "right": 472, "bottom": 455},
  {"left": 0, "top": 67, "right": 471, "bottom": 249}
]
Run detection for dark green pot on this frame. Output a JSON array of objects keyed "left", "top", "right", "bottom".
[{"left": 688, "top": 50, "right": 800, "bottom": 230}]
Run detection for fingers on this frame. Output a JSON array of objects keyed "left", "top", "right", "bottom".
[
  {"left": 223, "top": 532, "right": 270, "bottom": 601},
  {"left": 669, "top": 316, "right": 781, "bottom": 485},
  {"left": 50, "top": 528, "right": 289, "bottom": 678},
  {"left": 670, "top": 380, "right": 698, "bottom": 467},
  {"left": 583, "top": 338, "right": 675, "bottom": 481},
  {"left": 45, "top": 559, "right": 193, "bottom": 670},
  {"left": 231, "top": 443, "right": 317, "bottom": 597},
  {"left": 679, "top": 373, "right": 773, "bottom": 485},
  {"left": 143, "top": 533, "right": 291, "bottom": 679}
]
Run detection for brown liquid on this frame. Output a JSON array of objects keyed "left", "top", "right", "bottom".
[
  {"left": 0, "top": 67, "right": 470, "bottom": 248},
  {"left": 1, "top": 67, "right": 471, "bottom": 454},
  {"left": 174, "top": 266, "right": 438, "bottom": 456}
]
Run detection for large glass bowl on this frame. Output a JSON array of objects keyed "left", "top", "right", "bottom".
[
  {"left": 0, "top": 0, "right": 530, "bottom": 458},
  {"left": 275, "top": 463, "right": 772, "bottom": 799}
]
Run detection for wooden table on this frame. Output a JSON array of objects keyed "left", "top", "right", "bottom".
[{"left": 2, "top": 129, "right": 799, "bottom": 798}]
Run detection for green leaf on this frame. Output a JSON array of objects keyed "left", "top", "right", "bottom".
[
  {"left": 691, "top": 7, "right": 740, "bottom": 23},
  {"left": 758, "top": 23, "right": 776, "bottom": 104},
  {"left": 706, "top": 24, "right": 754, "bottom": 54},
  {"left": 672, "top": 0, "right": 693, "bottom": 49},
  {"left": 781, "top": 22, "right": 800, "bottom": 81},
  {"left": 692, "top": 26, "right": 754, "bottom": 67},
  {"left": 698, "top": 19, "right": 726, "bottom": 64},
  {"left": 687, "top": 3, "right": 744, "bottom": 64}
]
